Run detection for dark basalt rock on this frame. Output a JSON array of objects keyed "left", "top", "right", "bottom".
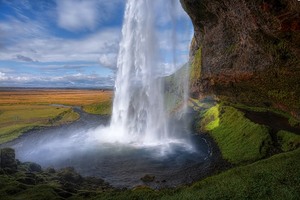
[
  {"left": 16, "top": 173, "right": 37, "bottom": 185},
  {"left": 0, "top": 148, "right": 17, "bottom": 173},
  {"left": 0, "top": 148, "right": 114, "bottom": 199},
  {"left": 141, "top": 174, "right": 155, "bottom": 182},
  {"left": 26, "top": 162, "right": 42, "bottom": 173},
  {"left": 180, "top": 0, "right": 300, "bottom": 119},
  {"left": 57, "top": 167, "right": 83, "bottom": 185},
  {"left": 45, "top": 167, "right": 56, "bottom": 173}
]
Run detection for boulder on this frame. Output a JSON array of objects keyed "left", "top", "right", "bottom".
[
  {"left": 46, "top": 167, "right": 56, "bottom": 173},
  {"left": 28, "top": 162, "right": 42, "bottom": 172},
  {"left": 57, "top": 167, "right": 83, "bottom": 185},
  {"left": 140, "top": 174, "right": 155, "bottom": 182},
  {"left": 0, "top": 148, "right": 17, "bottom": 172}
]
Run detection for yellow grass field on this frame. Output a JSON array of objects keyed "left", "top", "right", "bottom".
[
  {"left": 0, "top": 89, "right": 113, "bottom": 144},
  {"left": 0, "top": 89, "right": 112, "bottom": 105}
]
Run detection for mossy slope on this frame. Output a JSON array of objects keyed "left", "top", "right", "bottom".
[
  {"left": 199, "top": 103, "right": 271, "bottom": 164},
  {"left": 277, "top": 130, "right": 300, "bottom": 152},
  {"left": 82, "top": 100, "right": 112, "bottom": 115}
]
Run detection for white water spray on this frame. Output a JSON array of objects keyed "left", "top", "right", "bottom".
[
  {"left": 4, "top": 1, "right": 211, "bottom": 189},
  {"left": 99, "top": 0, "right": 193, "bottom": 147},
  {"left": 109, "top": 0, "right": 168, "bottom": 144}
]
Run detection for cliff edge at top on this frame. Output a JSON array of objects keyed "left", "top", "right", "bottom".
[{"left": 181, "top": 0, "right": 300, "bottom": 119}]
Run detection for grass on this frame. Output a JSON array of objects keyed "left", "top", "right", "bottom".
[
  {"left": 82, "top": 100, "right": 112, "bottom": 115},
  {"left": 0, "top": 89, "right": 113, "bottom": 144},
  {"left": 0, "top": 105, "right": 79, "bottom": 144},
  {"left": 1, "top": 93, "right": 299, "bottom": 199},
  {"left": 63, "top": 148, "right": 299, "bottom": 200},
  {"left": 190, "top": 47, "right": 202, "bottom": 86},
  {"left": 1, "top": 136, "right": 297, "bottom": 200},
  {"left": 288, "top": 117, "right": 300, "bottom": 127},
  {"left": 225, "top": 101, "right": 300, "bottom": 127},
  {"left": 0, "top": 105, "right": 69, "bottom": 124},
  {"left": 58, "top": 109, "right": 80, "bottom": 124},
  {"left": 0, "top": 89, "right": 112, "bottom": 106},
  {"left": 162, "top": 148, "right": 300, "bottom": 200},
  {"left": 0, "top": 163, "right": 110, "bottom": 200},
  {"left": 199, "top": 103, "right": 271, "bottom": 164},
  {"left": 277, "top": 130, "right": 300, "bottom": 152},
  {"left": 0, "top": 124, "right": 38, "bottom": 144}
]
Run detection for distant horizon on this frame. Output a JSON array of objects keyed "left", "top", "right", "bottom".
[{"left": 0, "top": 86, "right": 114, "bottom": 91}]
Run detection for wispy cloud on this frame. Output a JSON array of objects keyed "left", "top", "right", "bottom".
[
  {"left": 0, "top": 71, "right": 114, "bottom": 88},
  {"left": 16, "top": 54, "right": 36, "bottom": 62},
  {"left": 0, "top": 72, "right": 7, "bottom": 81},
  {"left": 0, "top": 0, "right": 192, "bottom": 88},
  {"left": 0, "top": 28, "right": 121, "bottom": 64},
  {"left": 56, "top": 0, "right": 123, "bottom": 32},
  {"left": 98, "top": 53, "right": 118, "bottom": 69},
  {"left": 56, "top": 0, "right": 99, "bottom": 31}
]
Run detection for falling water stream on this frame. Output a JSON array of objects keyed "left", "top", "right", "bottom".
[
  {"left": 109, "top": 0, "right": 168, "bottom": 144},
  {"left": 1, "top": 0, "right": 212, "bottom": 188}
]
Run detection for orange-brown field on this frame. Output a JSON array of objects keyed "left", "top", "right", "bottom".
[
  {"left": 0, "top": 89, "right": 113, "bottom": 144},
  {"left": 0, "top": 89, "right": 113, "bottom": 105}
]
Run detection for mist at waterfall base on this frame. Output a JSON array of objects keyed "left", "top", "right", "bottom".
[{"left": 8, "top": 0, "right": 211, "bottom": 188}]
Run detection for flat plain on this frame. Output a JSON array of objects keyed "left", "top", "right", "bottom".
[{"left": 0, "top": 88, "right": 113, "bottom": 144}]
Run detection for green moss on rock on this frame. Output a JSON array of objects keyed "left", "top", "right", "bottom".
[
  {"left": 277, "top": 130, "right": 300, "bottom": 152},
  {"left": 182, "top": 0, "right": 300, "bottom": 119},
  {"left": 164, "top": 148, "right": 300, "bottom": 200},
  {"left": 200, "top": 104, "right": 271, "bottom": 164},
  {"left": 190, "top": 47, "right": 202, "bottom": 85}
]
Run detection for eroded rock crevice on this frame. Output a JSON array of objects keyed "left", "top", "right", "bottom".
[{"left": 181, "top": 0, "right": 300, "bottom": 119}]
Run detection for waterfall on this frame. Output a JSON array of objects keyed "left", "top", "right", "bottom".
[{"left": 109, "top": 0, "right": 168, "bottom": 144}]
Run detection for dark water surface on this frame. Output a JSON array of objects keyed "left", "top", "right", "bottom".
[{"left": 1, "top": 108, "right": 211, "bottom": 188}]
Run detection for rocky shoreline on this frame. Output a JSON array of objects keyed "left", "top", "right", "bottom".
[
  {"left": 0, "top": 106, "right": 224, "bottom": 191},
  {"left": 0, "top": 148, "right": 114, "bottom": 199}
]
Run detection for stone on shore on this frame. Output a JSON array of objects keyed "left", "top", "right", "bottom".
[{"left": 0, "top": 148, "right": 17, "bottom": 173}]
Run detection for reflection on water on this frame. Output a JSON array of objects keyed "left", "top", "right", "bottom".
[
  {"left": 11, "top": 125, "right": 209, "bottom": 188},
  {"left": 2, "top": 110, "right": 211, "bottom": 188}
]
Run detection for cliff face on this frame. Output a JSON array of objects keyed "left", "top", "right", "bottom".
[{"left": 181, "top": 0, "right": 300, "bottom": 119}]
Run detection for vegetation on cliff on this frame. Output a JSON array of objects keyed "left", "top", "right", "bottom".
[
  {"left": 199, "top": 103, "right": 271, "bottom": 164},
  {"left": 277, "top": 130, "right": 300, "bottom": 152},
  {"left": 180, "top": 1, "right": 300, "bottom": 197},
  {"left": 181, "top": 0, "right": 300, "bottom": 119},
  {"left": 1, "top": 0, "right": 300, "bottom": 199}
]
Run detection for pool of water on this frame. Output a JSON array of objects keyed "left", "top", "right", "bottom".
[{"left": 2, "top": 111, "right": 211, "bottom": 188}]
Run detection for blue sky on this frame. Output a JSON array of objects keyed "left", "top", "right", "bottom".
[{"left": 0, "top": 0, "right": 192, "bottom": 88}]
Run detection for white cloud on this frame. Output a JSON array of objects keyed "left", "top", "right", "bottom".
[
  {"left": 56, "top": 0, "right": 122, "bottom": 32},
  {"left": 16, "top": 54, "right": 36, "bottom": 62},
  {"left": 57, "top": 0, "right": 99, "bottom": 31},
  {"left": 98, "top": 53, "right": 118, "bottom": 68},
  {"left": 0, "top": 72, "right": 8, "bottom": 81},
  {"left": 0, "top": 72, "right": 114, "bottom": 88},
  {"left": 0, "top": 17, "right": 48, "bottom": 42},
  {"left": 0, "top": 28, "right": 121, "bottom": 64},
  {"left": 0, "top": 0, "right": 192, "bottom": 88}
]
